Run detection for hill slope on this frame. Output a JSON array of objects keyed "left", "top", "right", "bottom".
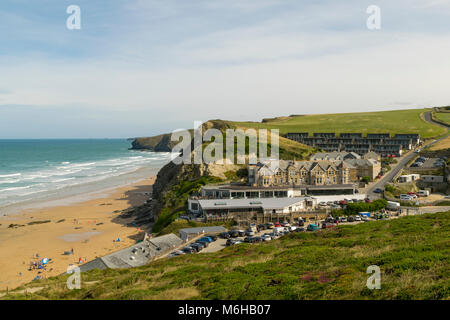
[
  {"left": 4, "top": 211, "right": 449, "bottom": 300},
  {"left": 233, "top": 108, "right": 447, "bottom": 138}
]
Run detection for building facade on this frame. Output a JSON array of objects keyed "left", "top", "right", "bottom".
[{"left": 248, "top": 159, "right": 380, "bottom": 187}]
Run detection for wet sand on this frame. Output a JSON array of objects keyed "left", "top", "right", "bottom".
[{"left": 0, "top": 176, "right": 155, "bottom": 290}]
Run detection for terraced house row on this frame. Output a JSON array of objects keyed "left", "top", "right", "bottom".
[
  {"left": 248, "top": 157, "right": 381, "bottom": 187},
  {"left": 285, "top": 132, "right": 421, "bottom": 157}
]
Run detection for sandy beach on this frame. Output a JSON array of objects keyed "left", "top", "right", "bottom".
[{"left": 0, "top": 176, "right": 155, "bottom": 291}]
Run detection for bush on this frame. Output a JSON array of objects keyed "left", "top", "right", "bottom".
[
  {"left": 361, "top": 176, "right": 371, "bottom": 183},
  {"left": 344, "top": 199, "right": 388, "bottom": 215}
]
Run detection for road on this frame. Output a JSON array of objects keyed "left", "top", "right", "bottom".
[
  {"left": 367, "top": 112, "right": 449, "bottom": 199},
  {"left": 424, "top": 111, "right": 450, "bottom": 129}
]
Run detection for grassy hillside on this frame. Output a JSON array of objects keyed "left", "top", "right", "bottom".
[
  {"left": 4, "top": 211, "right": 449, "bottom": 300},
  {"left": 232, "top": 109, "right": 447, "bottom": 138},
  {"left": 434, "top": 112, "right": 450, "bottom": 126}
]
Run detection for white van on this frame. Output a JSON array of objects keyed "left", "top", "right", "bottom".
[
  {"left": 400, "top": 194, "right": 413, "bottom": 200},
  {"left": 417, "top": 190, "right": 429, "bottom": 197},
  {"left": 387, "top": 201, "right": 400, "bottom": 210}
]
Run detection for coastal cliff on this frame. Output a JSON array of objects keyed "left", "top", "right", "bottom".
[{"left": 130, "top": 134, "right": 176, "bottom": 151}]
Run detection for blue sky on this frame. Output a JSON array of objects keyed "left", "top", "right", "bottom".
[{"left": 1, "top": 0, "right": 450, "bottom": 138}]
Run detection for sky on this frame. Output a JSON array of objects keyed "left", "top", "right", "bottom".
[{"left": 1, "top": 0, "right": 450, "bottom": 138}]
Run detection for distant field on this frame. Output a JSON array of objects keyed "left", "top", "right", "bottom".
[
  {"left": 434, "top": 112, "right": 450, "bottom": 125},
  {"left": 232, "top": 109, "right": 446, "bottom": 138}
]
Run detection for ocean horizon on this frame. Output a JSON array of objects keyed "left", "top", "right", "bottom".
[{"left": 0, "top": 139, "right": 171, "bottom": 214}]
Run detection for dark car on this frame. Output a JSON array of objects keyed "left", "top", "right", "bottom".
[
  {"left": 238, "top": 230, "right": 246, "bottom": 237},
  {"left": 182, "top": 247, "right": 195, "bottom": 254},
  {"left": 193, "top": 242, "right": 205, "bottom": 250},
  {"left": 257, "top": 224, "right": 266, "bottom": 231},
  {"left": 244, "top": 236, "right": 257, "bottom": 243},
  {"left": 229, "top": 230, "right": 240, "bottom": 238},
  {"left": 204, "top": 234, "right": 217, "bottom": 241},
  {"left": 188, "top": 244, "right": 201, "bottom": 252},
  {"left": 196, "top": 240, "right": 209, "bottom": 247},
  {"left": 347, "top": 216, "right": 355, "bottom": 222},
  {"left": 219, "top": 232, "right": 230, "bottom": 239},
  {"left": 295, "top": 227, "right": 305, "bottom": 232},
  {"left": 226, "top": 239, "right": 234, "bottom": 246},
  {"left": 374, "top": 188, "right": 383, "bottom": 193},
  {"left": 253, "top": 236, "right": 264, "bottom": 242}
]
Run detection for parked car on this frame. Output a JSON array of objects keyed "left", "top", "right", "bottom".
[
  {"left": 257, "top": 224, "right": 266, "bottom": 231},
  {"left": 168, "top": 250, "right": 185, "bottom": 257},
  {"left": 182, "top": 247, "right": 195, "bottom": 254},
  {"left": 321, "top": 222, "right": 336, "bottom": 229},
  {"left": 205, "top": 234, "right": 218, "bottom": 241},
  {"left": 237, "top": 230, "right": 246, "bottom": 237},
  {"left": 400, "top": 194, "right": 413, "bottom": 201},
  {"left": 188, "top": 244, "right": 201, "bottom": 252},
  {"left": 307, "top": 224, "right": 319, "bottom": 231},
  {"left": 266, "top": 222, "right": 275, "bottom": 229},
  {"left": 339, "top": 216, "right": 347, "bottom": 223},
  {"left": 261, "top": 235, "right": 272, "bottom": 241},
  {"left": 354, "top": 216, "right": 362, "bottom": 222},
  {"left": 226, "top": 239, "right": 236, "bottom": 246},
  {"left": 295, "top": 227, "right": 305, "bottom": 232},
  {"left": 198, "top": 236, "right": 213, "bottom": 243},
  {"left": 245, "top": 229, "right": 255, "bottom": 236},
  {"left": 347, "top": 216, "right": 355, "bottom": 222},
  {"left": 194, "top": 242, "right": 206, "bottom": 250},
  {"left": 219, "top": 232, "right": 230, "bottom": 239},
  {"left": 374, "top": 188, "right": 383, "bottom": 193},
  {"left": 229, "top": 230, "right": 240, "bottom": 238},
  {"left": 196, "top": 240, "right": 209, "bottom": 247},
  {"left": 361, "top": 215, "right": 369, "bottom": 222},
  {"left": 244, "top": 236, "right": 258, "bottom": 243}
]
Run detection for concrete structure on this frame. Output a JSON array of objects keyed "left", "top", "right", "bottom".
[
  {"left": 179, "top": 226, "right": 227, "bottom": 241},
  {"left": 421, "top": 175, "right": 444, "bottom": 183},
  {"left": 285, "top": 132, "right": 421, "bottom": 157},
  {"left": 398, "top": 174, "right": 421, "bottom": 183}
]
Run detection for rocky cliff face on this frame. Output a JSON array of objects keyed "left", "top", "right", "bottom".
[{"left": 130, "top": 134, "right": 175, "bottom": 151}]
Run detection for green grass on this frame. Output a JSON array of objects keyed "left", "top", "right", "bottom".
[
  {"left": 152, "top": 176, "right": 224, "bottom": 233},
  {"left": 4, "top": 211, "right": 449, "bottom": 300},
  {"left": 434, "top": 112, "right": 450, "bottom": 125},
  {"left": 232, "top": 109, "right": 446, "bottom": 138}
]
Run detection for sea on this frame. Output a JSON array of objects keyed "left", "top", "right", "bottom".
[{"left": 0, "top": 139, "right": 171, "bottom": 215}]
